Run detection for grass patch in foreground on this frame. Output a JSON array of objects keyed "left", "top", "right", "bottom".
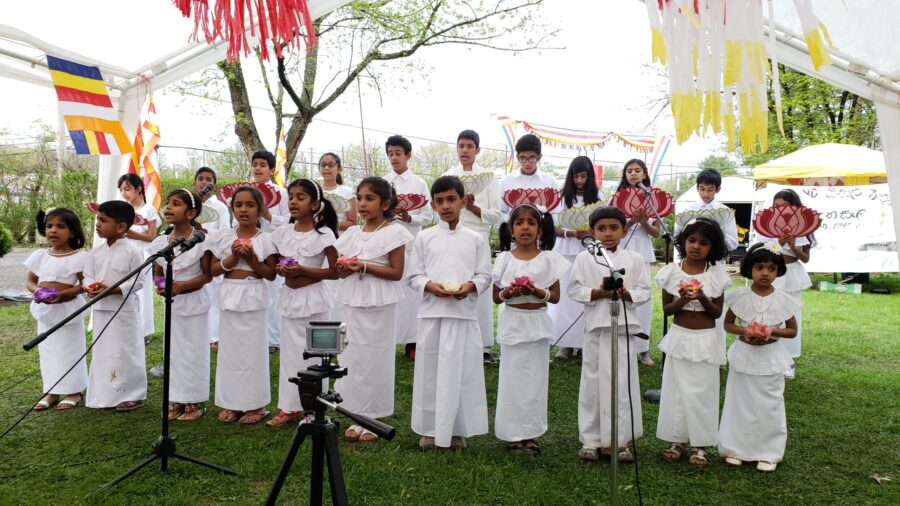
[{"left": 0, "top": 276, "right": 898, "bottom": 505}]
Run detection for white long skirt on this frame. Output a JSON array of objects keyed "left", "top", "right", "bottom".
[
  {"left": 476, "top": 287, "right": 494, "bottom": 349},
  {"left": 634, "top": 262, "right": 653, "bottom": 354},
  {"left": 207, "top": 277, "right": 222, "bottom": 344},
  {"left": 395, "top": 284, "right": 422, "bottom": 344},
  {"left": 656, "top": 357, "right": 720, "bottom": 446},
  {"left": 37, "top": 319, "right": 88, "bottom": 394},
  {"left": 215, "top": 308, "right": 270, "bottom": 411},
  {"left": 495, "top": 339, "right": 550, "bottom": 441},
  {"left": 549, "top": 254, "right": 584, "bottom": 349},
  {"left": 136, "top": 267, "right": 155, "bottom": 337},
  {"left": 267, "top": 277, "right": 283, "bottom": 348},
  {"left": 278, "top": 311, "right": 329, "bottom": 412},
  {"left": 718, "top": 369, "right": 787, "bottom": 463},
  {"left": 579, "top": 327, "right": 643, "bottom": 450},
  {"left": 335, "top": 303, "right": 397, "bottom": 418},
  {"left": 86, "top": 309, "right": 147, "bottom": 408},
  {"left": 412, "top": 317, "right": 488, "bottom": 447},
  {"left": 170, "top": 311, "right": 210, "bottom": 403},
  {"left": 325, "top": 278, "right": 344, "bottom": 323}
]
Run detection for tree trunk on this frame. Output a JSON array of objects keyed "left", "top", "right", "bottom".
[{"left": 217, "top": 61, "right": 265, "bottom": 161}]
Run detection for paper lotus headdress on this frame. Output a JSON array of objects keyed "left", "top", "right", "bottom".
[
  {"left": 609, "top": 187, "right": 674, "bottom": 219},
  {"left": 502, "top": 187, "right": 561, "bottom": 212},
  {"left": 86, "top": 202, "right": 149, "bottom": 226},
  {"left": 458, "top": 172, "right": 494, "bottom": 196},
  {"left": 557, "top": 202, "right": 602, "bottom": 232},
  {"left": 218, "top": 182, "right": 283, "bottom": 209},
  {"left": 753, "top": 204, "right": 821, "bottom": 239},
  {"left": 394, "top": 193, "right": 429, "bottom": 213}
]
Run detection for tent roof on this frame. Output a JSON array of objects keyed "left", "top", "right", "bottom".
[{"left": 753, "top": 143, "right": 888, "bottom": 187}]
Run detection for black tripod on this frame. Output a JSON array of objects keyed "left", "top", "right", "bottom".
[
  {"left": 266, "top": 355, "right": 396, "bottom": 506},
  {"left": 98, "top": 237, "right": 239, "bottom": 491}
]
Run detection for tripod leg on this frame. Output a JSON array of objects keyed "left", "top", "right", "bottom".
[
  {"left": 310, "top": 428, "right": 326, "bottom": 505},
  {"left": 172, "top": 451, "right": 241, "bottom": 476},
  {"left": 324, "top": 425, "right": 349, "bottom": 506},
  {"left": 98, "top": 454, "right": 159, "bottom": 491},
  {"left": 265, "top": 424, "right": 310, "bottom": 506}
]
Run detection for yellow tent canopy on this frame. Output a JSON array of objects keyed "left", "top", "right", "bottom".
[{"left": 753, "top": 143, "right": 888, "bottom": 188}]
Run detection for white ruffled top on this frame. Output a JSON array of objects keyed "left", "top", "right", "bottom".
[
  {"left": 761, "top": 236, "right": 813, "bottom": 292},
  {"left": 24, "top": 249, "right": 88, "bottom": 323},
  {"left": 150, "top": 234, "right": 211, "bottom": 316},
  {"left": 655, "top": 262, "right": 733, "bottom": 312},
  {"left": 333, "top": 222, "right": 413, "bottom": 307},
  {"left": 206, "top": 228, "right": 276, "bottom": 271},
  {"left": 271, "top": 224, "right": 336, "bottom": 318},
  {"left": 126, "top": 202, "right": 161, "bottom": 255},
  {"left": 492, "top": 250, "right": 571, "bottom": 304},
  {"left": 725, "top": 287, "right": 799, "bottom": 375}
]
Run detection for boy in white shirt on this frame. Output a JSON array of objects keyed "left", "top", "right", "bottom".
[
  {"left": 194, "top": 167, "right": 230, "bottom": 347},
  {"left": 499, "top": 134, "right": 559, "bottom": 222},
  {"left": 568, "top": 206, "right": 651, "bottom": 462},
  {"left": 675, "top": 169, "right": 739, "bottom": 252},
  {"left": 441, "top": 130, "right": 501, "bottom": 364},
  {"left": 84, "top": 201, "right": 147, "bottom": 411},
  {"left": 408, "top": 175, "right": 491, "bottom": 449},
  {"left": 383, "top": 135, "right": 435, "bottom": 359}
]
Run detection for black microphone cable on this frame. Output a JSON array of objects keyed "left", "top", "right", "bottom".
[{"left": 0, "top": 271, "right": 142, "bottom": 442}]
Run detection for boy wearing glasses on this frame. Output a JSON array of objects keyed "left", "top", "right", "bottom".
[{"left": 499, "top": 134, "right": 559, "bottom": 222}]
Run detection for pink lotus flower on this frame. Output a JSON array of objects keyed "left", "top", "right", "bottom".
[
  {"left": 83, "top": 282, "right": 101, "bottom": 291},
  {"left": 33, "top": 287, "right": 58, "bottom": 302},
  {"left": 677, "top": 278, "right": 703, "bottom": 294},
  {"left": 511, "top": 275, "right": 534, "bottom": 288},
  {"left": 745, "top": 321, "right": 771, "bottom": 340},
  {"left": 233, "top": 238, "right": 253, "bottom": 246},
  {"left": 279, "top": 256, "right": 297, "bottom": 266},
  {"left": 336, "top": 256, "right": 359, "bottom": 267}
]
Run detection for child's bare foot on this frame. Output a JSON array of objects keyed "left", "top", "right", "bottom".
[
  {"left": 115, "top": 400, "right": 143, "bottom": 412},
  {"left": 217, "top": 409, "right": 243, "bottom": 422},
  {"left": 238, "top": 408, "right": 269, "bottom": 425},
  {"left": 359, "top": 429, "right": 379, "bottom": 442},
  {"left": 33, "top": 394, "right": 59, "bottom": 411},
  {"left": 266, "top": 410, "right": 302, "bottom": 427},
  {"left": 57, "top": 393, "right": 82, "bottom": 410}
]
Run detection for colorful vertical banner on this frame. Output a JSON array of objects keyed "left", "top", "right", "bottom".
[
  {"left": 648, "top": 135, "right": 672, "bottom": 186},
  {"left": 496, "top": 115, "right": 518, "bottom": 174},
  {"left": 128, "top": 96, "right": 162, "bottom": 209},
  {"left": 274, "top": 129, "right": 288, "bottom": 187},
  {"left": 46, "top": 55, "right": 132, "bottom": 156}
]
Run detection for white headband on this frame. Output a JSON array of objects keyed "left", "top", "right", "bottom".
[{"left": 179, "top": 188, "right": 196, "bottom": 209}]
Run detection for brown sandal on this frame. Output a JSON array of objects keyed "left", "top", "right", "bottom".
[
  {"left": 167, "top": 402, "right": 185, "bottom": 420},
  {"left": 662, "top": 443, "right": 686, "bottom": 462},
  {"left": 266, "top": 410, "right": 302, "bottom": 427},
  {"left": 238, "top": 408, "right": 269, "bottom": 425},
  {"left": 217, "top": 409, "right": 243, "bottom": 422},
  {"left": 688, "top": 447, "right": 708, "bottom": 467},
  {"left": 115, "top": 400, "right": 143, "bottom": 412},
  {"left": 176, "top": 403, "right": 205, "bottom": 421}
]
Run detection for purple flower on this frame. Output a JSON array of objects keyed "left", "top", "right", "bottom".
[
  {"left": 33, "top": 287, "right": 58, "bottom": 302},
  {"left": 155, "top": 278, "right": 167, "bottom": 289},
  {"left": 279, "top": 256, "right": 298, "bottom": 266}
]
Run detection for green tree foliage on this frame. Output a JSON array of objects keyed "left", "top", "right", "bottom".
[{"left": 741, "top": 66, "right": 878, "bottom": 166}]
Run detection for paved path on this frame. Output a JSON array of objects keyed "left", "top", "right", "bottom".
[{"left": 0, "top": 246, "right": 35, "bottom": 300}]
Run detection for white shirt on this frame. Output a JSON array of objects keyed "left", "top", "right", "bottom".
[
  {"left": 567, "top": 247, "right": 650, "bottom": 332},
  {"left": 126, "top": 202, "right": 161, "bottom": 255},
  {"left": 676, "top": 198, "right": 739, "bottom": 251},
  {"left": 492, "top": 250, "right": 571, "bottom": 305},
  {"left": 407, "top": 220, "right": 491, "bottom": 320},
  {"left": 384, "top": 169, "right": 434, "bottom": 235},
  {"left": 499, "top": 170, "right": 560, "bottom": 221},
  {"left": 206, "top": 228, "right": 277, "bottom": 272},
  {"left": 441, "top": 163, "right": 501, "bottom": 237},
  {"left": 83, "top": 238, "right": 147, "bottom": 311}
]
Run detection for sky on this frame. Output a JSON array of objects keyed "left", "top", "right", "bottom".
[{"left": 0, "top": 0, "right": 725, "bottom": 179}]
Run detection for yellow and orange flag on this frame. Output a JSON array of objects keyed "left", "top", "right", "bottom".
[
  {"left": 127, "top": 96, "right": 162, "bottom": 209},
  {"left": 274, "top": 129, "right": 288, "bottom": 187}
]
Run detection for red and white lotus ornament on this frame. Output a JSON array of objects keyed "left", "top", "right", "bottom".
[
  {"left": 218, "top": 182, "right": 283, "bottom": 209},
  {"left": 609, "top": 187, "right": 674, "bottom": 219},
  {"left": 753, "top": 205, "right": 821, "bottom": 239},
  {"left": 394, "top": 194, "right": 428, "bottom": 213},
  {"left": 502, "top": 188, "right": 562, "bottom": 213},
  {"left": 86, "top": 202, "right": 149, "bottom": 226}
]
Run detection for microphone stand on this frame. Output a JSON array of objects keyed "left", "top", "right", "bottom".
[
  {"left": 84, "top": 238, "right": 238, "bottom": 493},
  {"left": 637, "top": 187, "right": 672, "bottom": 405},
  {"left": 587, "top": 242, "right": 625, "bottom": 506}
]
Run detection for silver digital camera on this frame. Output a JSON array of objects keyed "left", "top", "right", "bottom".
[{"left": 306, "top": 321, "right": 348, "bottom": 355}]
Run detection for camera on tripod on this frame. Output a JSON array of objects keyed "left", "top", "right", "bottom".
[{"left": 306, "top": 321, "right": 348, "bottom": 355}]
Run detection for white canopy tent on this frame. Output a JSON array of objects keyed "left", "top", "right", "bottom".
[{"left": 0, "top": 0, "right": 898, "bottom": 269}]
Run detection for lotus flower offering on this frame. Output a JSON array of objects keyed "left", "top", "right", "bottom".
[
  {"left": 233, "top": 238, "right": 253, "bottom": 246},
  {"left": 501, "top": 188, "right": 562, "bottom": 213},
  {"left": 323, "top": 193, "right": 350, "bottom": 214},
  {"left": 511, "top": 275, "right": 534, "bottom": 288},
  {"left": 753, "top": 204, "right": 822, "bottom": 239},
  {"left": 394, "top": 193, "right": 428, "bottom": 213},
  {"left": 677, "top": 278, "right": 703, "bottom": 294},
  {"left": 218, "top": 182, "right": 282, "bottom": 209},
  {"left": 336, "top": 256, "right": 359, "bottom": 268},
  {"left": 441, "top": 281, "right": 461, "bottom": 293},
  {"left": 458, "top": 172, "right": 494, "bottom": 196},
  {"left": 745, "top": 321, "right": 771, "bottom": 341},
  {"left": 86, "top": 202, "right": 149, "bottom": 226},
  {"left": 33, "top": 287, "right": 58, "bottom": 302},
  {"left": 609, "top": 187, "right": 674, "bottom": 219},
  {"left": 83, "top": 282, "right": 102, "bottom": 292},
  {"left": 278, "top": 256, "right": 298, "bottom": 266},
  {"left": 558, "top": 202, "right": 602, "bottom": 233},
  {"left": 154, "top": 278, "right": 167, "bottom": 289}
]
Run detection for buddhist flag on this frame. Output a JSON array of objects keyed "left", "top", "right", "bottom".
[
  {"left": 46, "top": 55, "right": 132, "bottom": 156},
  {"left": 648, "top": 135, "right": 672, "bottom": 186},
  {"left": 128, "top": 96, "right": 163, "bottom": 209},
  {"left": 274, "top": 129, "right": 288, "bottom": 187}
]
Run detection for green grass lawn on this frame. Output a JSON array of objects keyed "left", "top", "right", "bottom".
[{"left": 0, "top": 274, "right": 898, "bottom": 505}]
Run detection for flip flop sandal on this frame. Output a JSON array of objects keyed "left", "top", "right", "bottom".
[
  {"left": 33, "top": 395, "right": 59, "bottom": 411},
  {"left": 57, "top": 394, "right": 82, "bottom": 410},
  {"left": 358, "top": 429, "right": 379, "bottom": 442},
  {"left": 344, "top": 425, "right": 363, "bottom": 442},
  {"left": 167, "top": 403, "right": 185, "bottom": 420},
  {"left": 176, "top": 403, "right": 205, "bottom": 421},
  {"left": 662, "top": 443, "right": 686, "bottom": 462},
  {"left": 688, "top": 447, "right": 708, "bottom": 467},
  {"left": 218, "top": 409, "right": 243, "bottom": 422},
  {"left": 266, "top": 410, "right": 302, "bottom": 427},
  {"left": 116, "top": 400, "right": 143, "bottom": 412},
  {"left": 238, "top": 409, "right": 270, "bottom": 425}
]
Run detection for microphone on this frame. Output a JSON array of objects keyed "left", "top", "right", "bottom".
[
  {"left": 197, "top": 183, "right": 215, "bottom": 200},
  {"left": 179, "top": 230, "right": 206, "bottom": 252},
  {"left": 636, "top": 182, "right": 651, "bottom": 195},
  {"left": 581, "top": 236, "right": 599, "bottom": 253},
  {"left": 162, "top": 224, "right": 175, "bottom": 235}
]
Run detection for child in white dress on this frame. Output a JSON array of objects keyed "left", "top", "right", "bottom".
[
  {"left": 150, "top": 189, "right": 213, "bottom": 421},
  {"left": 118, "top": 173, "right": 161, "bottom": 339},
  {"left": 408, "top": 176, "right": 491, "bottom": 449},
  {"left": 319, "top": 152, "right": 357, "bottom": 324},
  {"left": 334, "top": 177, "right": 413, "bottom": 442},
  {"left": 26, "top": 208, "right": 89, "bottom": 411},
  {"left": 208, "top": 185, "right": 278, "bottom": 425},
  {"left": 568, "top": 206, "right": 651, "bottom": 462},
  {"left": 655, "top": 218, "right": 731, "bottom": 466},
  {"left": 493, "top": 204, "right": 569, "bottom": 453},
  {"left": 268, "top": 179, "right": 340, "bottom": 427},
  {"left": 194, "top": 167, "right": 231, "bottom": 348},
  {"left": 84, "top": 201, "right": 147, "bottom": 411},
  {"left": 720, "top": 243, "right": 799, "bottom": 472}
]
